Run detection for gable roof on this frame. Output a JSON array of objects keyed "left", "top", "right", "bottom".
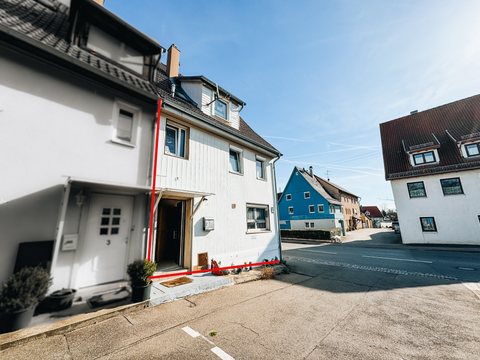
[
  {"left": 156, "top": 63, "right": 280, "bottom": 155},
  {"left": 293, "top": 167, "right": 342, "bottom": 206},
  {"left": 361, "top": 206, "right": 383, "bottom": 218},
  {"left": 314, "top": 176, "right": 359, "bottom": 198},
  {"left": 0, "top": 0, "right": 160, "bottom": 102},
  {"left": 380, "top": 94, "right": 480, "bottom": 180}
]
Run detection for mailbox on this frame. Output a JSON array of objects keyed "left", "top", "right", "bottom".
[
  {"left": 62, "top": 234, "right": 78, "bottom": 251},
  {"left": 203, "top": 217, "right": 214, "bottom": 231}
]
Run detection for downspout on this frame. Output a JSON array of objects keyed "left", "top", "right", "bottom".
[
  {"left": 51, "top": 178, "right": 72, "bottom": 285},
  {"left": 271, "top": 153, "right": 283, "bottom": 262}
]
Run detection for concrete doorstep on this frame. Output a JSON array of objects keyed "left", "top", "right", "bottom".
[{"left": 0, "top": 264, "right": 287, "bottom": 351}]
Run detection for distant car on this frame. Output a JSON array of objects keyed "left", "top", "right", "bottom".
[{"left": 394, "top": 224, "right": 400, "bottom": 234}]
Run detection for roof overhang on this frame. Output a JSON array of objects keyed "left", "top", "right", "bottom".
[
  {"left": 154, "top": 188, "right": 215, "bottom": 199},
  {"left": 68, "top": 177, "right": 151, "bottom": 192},
  {"left": 71, "top": 0, "right": 163, "bottom": 55}
]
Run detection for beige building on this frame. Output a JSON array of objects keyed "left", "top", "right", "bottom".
[{"left": 315, "top": 177, "right": 362, "bottom": 231}]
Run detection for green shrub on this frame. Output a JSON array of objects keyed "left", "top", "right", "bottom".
[
  {"left": 280, "top": 228, "right": 342, "bottom": 240},
  {"left": 0, "top": 266, "right": 52, "bottom": 313},
  {"left": 127, "top": 259, "right": 157, "bottom": 287}
]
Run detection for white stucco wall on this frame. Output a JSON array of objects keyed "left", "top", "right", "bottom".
[
  {"left": 0, "top": 46, "right": 153, "bottom": 287},
  {"left": 391, "top": 169, "right": 480, "bottom": 244},
  {"left": 289, "top": 218, "right": 337, "bottom": 230}
]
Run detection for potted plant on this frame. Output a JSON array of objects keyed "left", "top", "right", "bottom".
[
  {"left": 127, "top": 259, "right": 156, "bottom": 303},
  {"left": 0, "top": 266, "right": 52, "bottom": 334}
]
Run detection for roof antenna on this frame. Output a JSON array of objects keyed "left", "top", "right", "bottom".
[{"left": 325, "top": 170, "right": 331, "bottom": 181}]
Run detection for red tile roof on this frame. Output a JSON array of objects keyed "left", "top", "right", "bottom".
[
  {"left": 380, "top": 94, "right": 480, "bottom": 180},
  {"left": 361, "top": 206, "right": 383, "bottom": 218}
]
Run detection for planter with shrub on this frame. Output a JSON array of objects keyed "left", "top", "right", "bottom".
[
  {"left": 0, "top": 266, "right": 52, "bottom": 334},
  {"left": 127, "top": 259, "right": 156, "bottom": 303}
]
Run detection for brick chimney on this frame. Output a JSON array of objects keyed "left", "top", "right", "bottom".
[
  {"left": 93, "top": 0, "right": 105, "bottom": 5},
  {"left": 166, "top": 44, "right": 180, "bottom": 78}
]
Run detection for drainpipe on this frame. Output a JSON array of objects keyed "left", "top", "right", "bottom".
[
  {"left": 271, "top": 153, "right": 283, "bottom": 263},
  {"left": 50, "top": 178, "right": 72, "bottom": 286}
]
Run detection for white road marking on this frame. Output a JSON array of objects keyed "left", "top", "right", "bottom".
[
  {"left": 182, "top": 326, "right": 200, "bottom": 338},
  {"left": 295, "top": 249, "right": 337, "bottom": 254},
  {"left": 211, "top": 346, "right": 235, "bottom": 360},
  {"left": 362, "top": 255, "right": 432, "bottom": 263}
]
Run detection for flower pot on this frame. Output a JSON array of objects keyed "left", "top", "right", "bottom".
[
  {"left": 48, "top": 289, "right": 77, "bottom": 311},
  {"left": 0, "top": 303, "right": 37, "bottom": 334},
  {"left": 131, "top": 282, "right": 152, "bottom": 303}
]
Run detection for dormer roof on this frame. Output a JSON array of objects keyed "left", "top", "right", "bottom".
[
  {"left": 177, "top": 75, "right": 246, "bottom": 106},
  {"left": 380, "top": 93, "right": 480, "bottom": 180}
]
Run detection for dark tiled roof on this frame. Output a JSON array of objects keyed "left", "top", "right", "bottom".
[
  {"left": 155, "top": 63, "right": 279, "bottom": 154},
  {"left": 0, "top": 0, "right": 157, "bottom": 97},
  {"left": 361, "top": 206, "right": 383, "bottom": 218},
  {"left": 314, "top": 176, "right": 359, "bottom": 198},
  {"left": 295, "top": 167, "right": 343, "bottom": 206},
  {"left": 380, "top": 94, "right": 480, "bottom": 180}
]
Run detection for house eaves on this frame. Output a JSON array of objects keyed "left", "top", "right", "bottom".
[
  {"left": 0, "top": 22, "right": 158, "bottom": 105},
  {"left": 161, "top": 98, "right": 281, "bottom": 157},
  {"left": 177, "top": 75, "right": 246, "bottom": 106},
  {"left": 295, "top": 167, "right": 343, "bottom": 206}
]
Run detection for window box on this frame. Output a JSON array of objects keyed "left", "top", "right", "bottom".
[
  {"left": 165, "top": 122, "right": 188, "bottom": 158},
  {"left": 407, "top": 181, "right": 427, "bottom": 198},
  {"left": 420, "top": 217, "right": 437, "bottom": 232},
  {"left": 440, "top": 177, "right": 463, "bottom": 195},
  {"left": 247, "top": 204, "right": 269, "bottom": 231},
  {"left": 111, "top": 100, "right": 141, "bottom": 147}
]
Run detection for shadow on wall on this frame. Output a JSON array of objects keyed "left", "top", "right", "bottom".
[{"left": 0, "top": 185, "right": 63, "bottom": 284}]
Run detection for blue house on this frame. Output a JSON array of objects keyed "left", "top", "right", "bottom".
[{"left": 278, "top": 167, "right": 345, "bottom": 234}]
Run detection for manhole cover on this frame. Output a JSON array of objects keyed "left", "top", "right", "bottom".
[{"left": 456, "top": 267, "right": 476, "bottom": 271}]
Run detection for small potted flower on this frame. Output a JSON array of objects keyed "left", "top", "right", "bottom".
[
  {"left": 127, "top": 259, "right": 156, "bottom": 303},
  {"left": 0, "top": 266, "right": 52, "bottom": 334}
]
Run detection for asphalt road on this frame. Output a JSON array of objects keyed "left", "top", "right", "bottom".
[{"left": 3, "top": 231, "right": 480, "bottom": 359}]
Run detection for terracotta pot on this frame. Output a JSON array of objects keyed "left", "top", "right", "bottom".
[
  {"left": 0, "top": 303, "right": 37, "bottom": 334},
  {"left": 131, "top": 282, "right": 152, "bottom": 303}
]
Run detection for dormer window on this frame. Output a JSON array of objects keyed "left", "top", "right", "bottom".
[
  {"left": 413, "top": 151, "right": 436, "bottom": 165},
  {"left": 214, "top": 100, "right": 228, "bottom": 120},
  {"left": 465, "top": 143, "right": 480, "bottom": 157}
]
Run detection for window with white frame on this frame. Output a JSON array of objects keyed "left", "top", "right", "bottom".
[
  {"left": 215, "top": 100, "right": 228, "bottom": 120},
  {"left": 413, "top": 151, "right": 436, "bottom": 165},
  {"left": 229, "top": 146, "right": 243, "bottom": 174},
  {"left": 112, "top": 100, "right": 140, "bottom": 146},
  {"left": 465, "top": 143, "right": 480, "bottom": 157},
  {"left": 318, "top": 204, "right": 324, "bottom": 212},
  {"left": 286, "top": 194, "right": 292, "bottom": 201},
  {"left": 304, "top": 192, "right": 310, "bottom": 199},
  {"left": 309, "top": 205, "right": 315, "bottom": 213},
  {"left": 247, "top": 204, "right": 269, "bottom": 231},
  {"left": 165, "top": 122, "right": 188, "bottom": 158},
  {"left": 288, "top": 207, "right": 294, "bottom": 214},
  {"left": 256, "top": 156, "right": 266, "bottom": 180}
]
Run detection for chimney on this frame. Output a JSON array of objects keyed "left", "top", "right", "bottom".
[
  {"left": 93, "top": 0, "right": 105, "bottom": 5},
  {"left": 166, "top": 44, "right": 180, "bottom": 78},
  {"left": 309, "top": 166, "right": 314, "bottom": 178}
]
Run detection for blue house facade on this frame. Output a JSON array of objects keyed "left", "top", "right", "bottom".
[{"left": 278, "top": 167, "right": 345, "bottom": 234}]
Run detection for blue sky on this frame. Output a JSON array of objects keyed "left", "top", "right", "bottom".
[{"left": 106, "top": 0, "right": 480, "bottom": 210}]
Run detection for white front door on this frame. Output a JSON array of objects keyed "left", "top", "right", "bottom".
[{"left": 78, "top": 194, "right": 133, "bottom": 288}]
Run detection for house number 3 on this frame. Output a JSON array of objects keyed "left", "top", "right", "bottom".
[{"left": 106, "top": 240, "right": 111, "bottom": 246}]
